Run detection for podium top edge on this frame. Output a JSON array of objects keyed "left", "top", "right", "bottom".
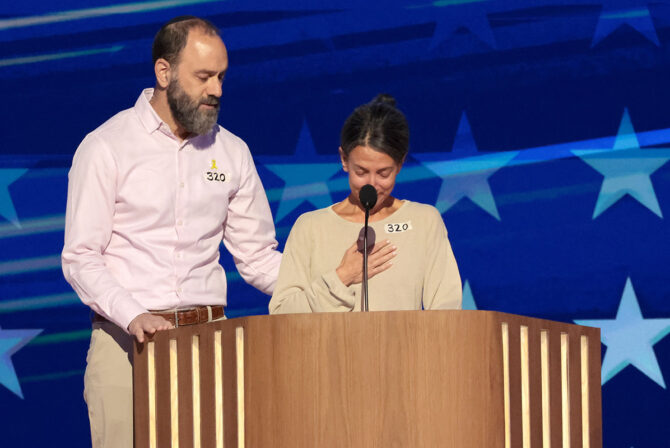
[{"left": 228, "top": 309, "right": 599, "bottom": 331}]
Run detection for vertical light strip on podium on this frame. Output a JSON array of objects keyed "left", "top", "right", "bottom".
[
  {"left": 170, "top": 338, "right": 179, "bottom": 447},
  {"left": 147, "top": 341, "right": 156, "bottom": 448},
  {"left": 581, "top": 335, "right": 590, "bottom": 448},
  {"left": 192, "top": 335, "right": 201, "bottom": 448},
  {"left": 214, "top": 330, "right": 224, "bottom": 448},
  {"left": 236, "top": 326, "right": 245, "bottom": 448},
  {"left": 560, "top": 333, "right": 570, "bottom": 448},
  {"left": 520, "top": 326, "right": 531, "bottom": 448},
  {"left": 502, "top": 323, "right": 511, "bottom": 448},
  {"left": 540, "top": 331, "right": 551, "bottom": 448}
]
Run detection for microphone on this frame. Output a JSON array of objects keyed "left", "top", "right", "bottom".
[
  {"left": 359, "top": 185, "right": 377, "bottom": 312},
  {"left": 359, "top": 184, "right": 377, "bottom": 210}
]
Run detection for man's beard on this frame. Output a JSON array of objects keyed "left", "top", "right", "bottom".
[{"left": 167, "top": 78, "right": 220, "bottom": 136}]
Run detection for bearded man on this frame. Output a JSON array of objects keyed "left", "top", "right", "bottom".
[{"left": 61, "top": 16, "right": 282, "bottom": 447}]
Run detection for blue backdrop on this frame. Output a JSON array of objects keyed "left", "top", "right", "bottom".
[{"left": 1, "top": 1, "right": 670, "bottom": 446}]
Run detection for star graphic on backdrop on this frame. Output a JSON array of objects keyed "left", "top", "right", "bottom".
[
  {"left": 415, "top": 112, "right": 518, "bottom": 220},
  {"left": 592, "top": 2, "right": 659, "bottom": 47},
  {"left": 429, "top": 5, "right": 496, "bottom": 49},
  {"left": 0, "top": 168, "right": 27, "bottom": 228},
  {"left": 575, "top": 278, "right": 670, "bottom": 388},
  {"left": 572, "top": 108, "right": 670, "bottom": 219},
  {"left": 264, "top": 120, "right": 342, "bottom": 223},
  {"left": 462, "top": 280, "right": 478, "bottom": 310},
  {"left": 0, "top": 326, "right": 42, "bottom": 399}
]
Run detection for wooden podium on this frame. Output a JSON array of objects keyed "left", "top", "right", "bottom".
[{"left": 133, "top": 311, "right": 602, "bottom": 448}]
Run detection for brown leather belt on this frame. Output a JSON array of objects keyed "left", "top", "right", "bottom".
[{"left": 93, "top": 305, "right": 225, "bottom": 328}]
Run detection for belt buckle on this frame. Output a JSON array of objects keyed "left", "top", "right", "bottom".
[{"left": 174, "top": 310, "right": 180, "bottom": 328}]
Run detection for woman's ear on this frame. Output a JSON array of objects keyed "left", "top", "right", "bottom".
[{"left": 339, "top": 147, "right": 349, "bottom": 172}]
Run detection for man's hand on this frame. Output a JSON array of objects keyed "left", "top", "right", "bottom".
[
  {"left": 336, "top": 239, "right": 397, "bottom": 286},
  {"left": 127, "top": 313, "right": 174, "bottom": 343}
]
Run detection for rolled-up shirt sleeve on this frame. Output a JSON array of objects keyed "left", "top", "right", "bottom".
[
  {"left": 222, "top": 139, "right": 282, "bottom": 295},
  {"left": 61, "top": 134, "right": 147, "bottom": 331}
]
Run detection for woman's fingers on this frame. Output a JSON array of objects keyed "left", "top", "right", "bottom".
[
  {"left": 339, "top": 239, "right": 398, "bottom": 284},
  {"left": 370, "top": 239, "right": 393, "bottom": 255},
  {"left": 371, "top": 258, "right": 394, "bottom": 275},
  {"left": 367, "top": 243, "right": 397, "bottom": 279},
  {"left": 368, "top": 258, "right": 394, "bottom": 279},
  {"left": 370, "top": 243, "right": 397, "bottom": 264}
]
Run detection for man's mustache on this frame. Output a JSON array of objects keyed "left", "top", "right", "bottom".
[{"left": 201, "top": 96, "right": 220, "bottom": 107}]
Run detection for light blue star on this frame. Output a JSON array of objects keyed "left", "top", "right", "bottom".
[
  {"left": 264, "top": 120, "right": 342, "bottom": 223},
  {"left": 430, "top": 5, "right": 496, "bottom": 49},
  {"left": 592, "top": 2, "right": 659, "bottom": 47},
  {"left": 572, "top": 109, "right": 670, "bottom": 219},
  {"left": 0, "top": 326, "right": 42, "bottom": 399},
  {"left": 575, "top": 278, "right": 670, "bottom": 388},
  {"left": 462, "top": 280, "right": 477, "bottom": 310},
  {"left": 416, "top": 112, "right": 518, "bottom": 220},
  {"left": 0, "top": 168, "right": 28, "bottom": 228}
]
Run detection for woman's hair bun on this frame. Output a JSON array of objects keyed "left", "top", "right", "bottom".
[
  {"left": 369, "top": 93, "right": 397, "bottom": 108},
  {"left": 341, "top": 92, "right": 408, "bottom": 164}
]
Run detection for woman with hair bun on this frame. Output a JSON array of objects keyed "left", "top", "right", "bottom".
[{"left": 269, "top": 94, "right": 462, "bottom": 313}]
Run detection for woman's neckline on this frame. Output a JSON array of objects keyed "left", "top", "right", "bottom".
[{"left": 328, "top": 199, "right": 408, "bottom": 224}]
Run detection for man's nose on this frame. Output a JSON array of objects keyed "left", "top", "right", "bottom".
[{"left": 207, "top": 78, "right": 222, "bottom": 98}]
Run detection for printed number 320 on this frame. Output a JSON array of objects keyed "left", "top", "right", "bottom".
[
  {"left": 206, "top": 172, "right": 226, "bottom": 182},
  {"left": 386, "top": 223, "right": 409, "bottom": 233}
]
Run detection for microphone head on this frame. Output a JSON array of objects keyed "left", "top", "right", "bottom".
[
  {"left": 357, "top": 226, "right": 377, "bottom": 252},
  {"left": 359, "top": 184, "right": 377, "bottom": 210}
]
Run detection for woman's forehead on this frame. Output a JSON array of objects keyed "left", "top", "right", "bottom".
[{"left": 348, "top": 145, "right": 395, "bottom": 165}]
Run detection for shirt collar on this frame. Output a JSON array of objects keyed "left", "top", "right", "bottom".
[
  {"left": 134, "top": 87, "right": 219, "bottom": 143},
  {"left": 135, "top": 88, "right": 167, "bottom": 134}
]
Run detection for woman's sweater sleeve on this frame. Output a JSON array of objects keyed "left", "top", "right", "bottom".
[
  {"left": 269, "top": 214, "right": 357, "bottom": 314},
  {"left": 421, "top": 207, "right": 462, "bottom": 310}
]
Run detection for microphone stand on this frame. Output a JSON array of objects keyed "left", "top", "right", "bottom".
[
  {"left": 358, "top": 184, "right": 376, "bottom": 312},
  {"left": 363, "top": 206, "right": 370, "bottom": 312}
]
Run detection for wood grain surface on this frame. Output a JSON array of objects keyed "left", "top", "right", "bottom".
[{"left": 133, "top": 310, "right": 602, "bottom": 448}]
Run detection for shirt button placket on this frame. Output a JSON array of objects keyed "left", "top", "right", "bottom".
[
  {"left": 176, "top": 143, "right": 186, "bottom": 232},
  {"left": 175, "top": 142, "right": 186, "bottom": 301}
]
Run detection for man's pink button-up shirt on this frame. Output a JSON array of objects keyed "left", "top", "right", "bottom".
[{"left": 62, "top": 89, "right": 281, "bottom": 331}]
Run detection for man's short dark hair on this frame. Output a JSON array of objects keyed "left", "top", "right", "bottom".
[{"left": 152, "top": 16, "right": 220, "bottom": 65}]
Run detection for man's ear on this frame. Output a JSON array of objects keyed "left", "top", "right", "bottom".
[
  {"left": 339, "top": 147, "right": 349, "bottom": 172},
  {"left": 154, "top": 58, "right": 171, "bottom": 89}
]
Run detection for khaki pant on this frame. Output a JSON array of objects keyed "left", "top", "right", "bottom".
[{"left": 84, "top": 322, "right": 134, "bottom": 448}]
